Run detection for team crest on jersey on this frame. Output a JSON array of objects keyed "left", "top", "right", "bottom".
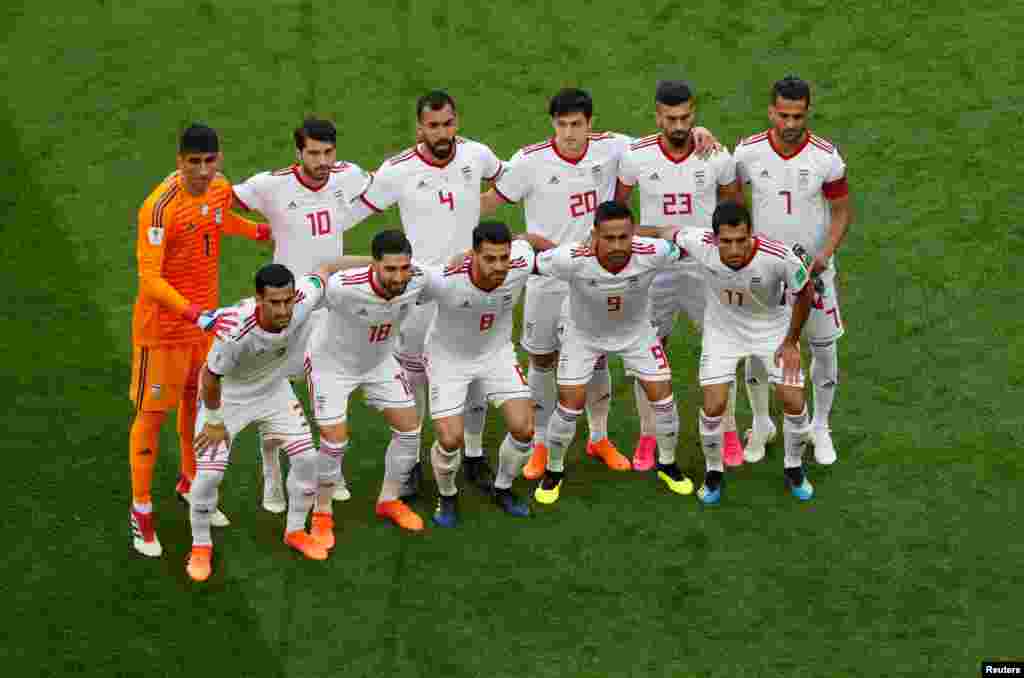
[
  {"left": 215, "top": 208, "right": 223, "bottom": 224},
  {"left": 147, "top": 227, "right": 163, "bottom": 245},
  {"left": 334, "top": 189, "right": 346, "bottom": 200},
  {"left": 461, "top": 166, "right": 473, "bottom": 181},
  {"left": 200, "top": 204, "right": 209, "bottom": 216},
  {"left": 798, "top": 168, "right": 810, "bottom": 190},
  {"left": 461, "top": 300, "right": 472, "bottom": 308},
  {"left": 588, "top": 279, "right": 598, "bottom": 286},
  {"left": 400, "top": 303, "right": 408, "bottom": 311},
  {"left": 186, "top": 222, "right": 197, "bottom": 232},
  {"left": 628, "top": 276, "right": 639, "bottom": 287},
  {"left": 695, "top": 170, "right": 706, "bottom": 189}
]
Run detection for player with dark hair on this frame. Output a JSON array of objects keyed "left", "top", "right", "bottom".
[
  {"left": 480, "top": 87, "right": 722, "bottom": 483},
  {"left": 617, "top": 79, "right": 747, "bottom": 470},
  {"left": 232, "top": 117, "right": 371, "bottom": 512},
  {"left": 521, "top": 201, "right": 695, "bottom": 504},
  {"left": 734, "top": 75, "right": 854, "bottom": 465},
  {"left": 129, "top": 123, "right": 271, "bottom": 558}
]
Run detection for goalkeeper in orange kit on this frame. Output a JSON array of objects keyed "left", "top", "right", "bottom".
[{"left": 130, "top": 124, "right": 270, "bottom": 557}]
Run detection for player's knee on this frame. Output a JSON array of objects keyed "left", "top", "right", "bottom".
[
  {"left": 641, "top": 379, "right": 672, "bottom": 403},
  {"left": 318, "top": 422, "right": 348, "bottom": 445},
  {"left": 776, "top": 386, "right": 806, "bottom": 414},
  {"left": 701, "top": 388, "right": 729, "bottom": 417},
  {"left": 434, "top": 423, "right": 464, "bottom": 452},
  {"left": 530, "top": 352, "right": 557, "bottom": 370}
]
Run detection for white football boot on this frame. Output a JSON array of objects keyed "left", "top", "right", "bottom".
[
  {"left": 743, "top": 422, "right": 778, "bottom": 464},
  {"left": 812, "top": 427, "right": 838, "bottom": 465}
]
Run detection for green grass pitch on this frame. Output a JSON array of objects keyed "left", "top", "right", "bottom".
[{"left": 2, "top": 1, "right": 1022, "bottom": 676}]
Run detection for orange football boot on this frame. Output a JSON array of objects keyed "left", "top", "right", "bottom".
[
  {"left": 586, "top": 438, "right": 631, "bottom": 471},
  {"left": 376, "top": 500, "right": 424, "bottom": 532},
  {"left": 284, "top": 530, "right": 329, "bottom": 560},
  {"left": 522, "top": 443, "right": 548, "bottom": 480}
]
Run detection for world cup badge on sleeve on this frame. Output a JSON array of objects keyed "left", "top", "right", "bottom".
[{"left": 215, "top": 208, "right": 223, "bottom": 224}]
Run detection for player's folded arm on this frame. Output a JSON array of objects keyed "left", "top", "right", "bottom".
[{"left": 220, "top": 209, "right": 271, "bottom": 242}]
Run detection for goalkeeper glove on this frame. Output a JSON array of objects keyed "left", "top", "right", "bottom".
[{"left": 184, "top": 304, "right": 239, "bottom": 338}]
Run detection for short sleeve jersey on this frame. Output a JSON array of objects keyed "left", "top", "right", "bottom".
[
  {"left": 618, "top": 134, "right": 736, "bottom": 228},
  {"left": 312, "top": 266, "right": 429, "bottom": 374},
  {"left": 535, "top": 236, "right": 681, "bottom": 351},
  {"left": 674, "top": 228, "right": 810, "bottom": 350},
  {"left": 419, "top": 239, "right": 536, "bottom": 362},
  {"left": 206, "top": 275, "right": 327, "bottom": 401},
  {"left": 733, "top": 130, "right": 848, "bottom": 258},
  {"left": 357, "top": 138, "right": 502, "bottom": 267},
  {"left": 495, "top": 133, "right": 631, "bottom": 294},
  {"left": 232, "top": 161, "right": 370, "bottom": 278}
]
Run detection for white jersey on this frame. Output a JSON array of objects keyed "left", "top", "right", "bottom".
[
  {"left": 232, "top": 162, "right": 370, "bottom": 277},
  {"left": 675, "top": 228, "right": 810, "bottom": 350},
  {"left": 311, "top": 266, "right": 428, "bottom": 374},
  {"left": 734, "top": 130, "right": 848, "bottom": 259},
  {"left": 358, "top": 137, "right": 502, "bottom": 266},
  {"left": 495, "top": 132, "right": 632, "bottom": 293},
  {"left": 421, "top": 239, "right": 536, "bottom": 362},
  {"left": 206, "top": 275, "right": 326, "bottom": 401},
  {"left": 619, "top": 134, "right": 736, "bottom": 227},
  {"left": 535, "top": 236, "right": 681, "bottom": 351}
]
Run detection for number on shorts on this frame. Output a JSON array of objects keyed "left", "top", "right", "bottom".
[
  {"left": 368, "top": 323, "right": 392, "bottom": 343},
  {"left": 651, "top": 345, "right": 669, "bottom": 370},
  {"left": 395, "top": 371, "right": 412, "bottom": 396},
  {"left": 719, "top": 288, "right": 745, "bottom": 306},
  {"left": 480, "top": 312, "right": 495, "bottom": 331},
  {"left": 607, "top": 295, "right": 623, "bottom": 312}
]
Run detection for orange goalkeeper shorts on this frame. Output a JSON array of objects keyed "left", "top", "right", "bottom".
[{"left": 129, "top": 336, "right": 213, "bottom": 412}]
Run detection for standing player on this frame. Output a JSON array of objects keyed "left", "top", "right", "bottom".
[
  {"left": 305, "top": 230, "right": 429, "bottom": 546},
  {"left": 348, "top": 90, "right": 502, "bottom": 493},
  {"left": 616, "top": 79, "right": 746, "bottom": 470},
  {"left": 481, "top": 88, "right": 719, "bottom": 479},
  {"left": 420, "top": 222, "right": 536, "bottom": 527},
  {"left": 232, "top": 118, "right": 370, "bottom": 512},
  {"left": 129, "top": 124, "right": 271, "bottom": 557},
  {"left": 524, "top": 202, "right": 694, "bottom": 504},
  {"left": 644, "top": 202, "right": 816, "bottom": 503},
  {"left": 733, "top": 76, "right": 853, "bottom": 465},
  {"left": 188, "top": 263, "right": 341, "bottom": 581}
]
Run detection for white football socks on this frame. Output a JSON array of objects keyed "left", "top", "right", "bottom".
[
  {"left": 189, "top": 469, "right": 223, "bottom": 546},
  {"left": 699, "top": 409, "right": 724, "bottom": 473},
  {"left": 586, "top": 360, "right": 611, "bottom": 443},
  {"left": 431, "top": 440, "right": 461, "bottom": 497},
  {"left": 545, "top": 404, "right": 581, "bottom": 473},
  {"left": 381, "top": 428, "right": 421, "bottom": 503},
  {"left": 528, "top": 364, "right": 557, "bottom": 447},
  {"left": 783, "top": 406, "right": 811, "bottom": 468},
  {"left": 810, "top": 341, "right": 838, "bottom": 430},
  {"left": 634, "top": 378, "right": 656, "bottom": 437},
  {"left": 495, "top": 434, "right": 533, "bottom": 490},
  {"left": 285, "top": 445, "right": 317, "bottom": 533},
  {"left": 745, "top": 358, "right": 773, "bottom": 436},
  {"left": 463, "top": 382, "right": 487, "bottom": 459},
  {"left": 651, "top": 394, "right": 679, "bottom": 464},
  {"left": 316, "top": 438, "right": 348, "bottom": 513}
]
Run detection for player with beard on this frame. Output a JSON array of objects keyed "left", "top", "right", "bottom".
[
  {"left": 733, "top": 76, "right": 853, "bottom": 465},
  {"left": 232, "top": 118, "right": 371, "bottom": 513},
  {"left": 347, "top": 91, "right": 502, "bottom": 499},
  {"left": 616, "top": 80, "right": 747, "bottom": 470}
]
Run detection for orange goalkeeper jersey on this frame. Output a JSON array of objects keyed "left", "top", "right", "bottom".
[{"left": 133, "top": 171, "right": 255, "bottom": 346}]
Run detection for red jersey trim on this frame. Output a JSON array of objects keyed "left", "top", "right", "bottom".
[
  {"left": 510, "top": 257, "right": 528, "bottom": 268},
  {"left": 822, "top": 176, "right": 849, "bottom": 200},
  {"left": 415, "top": 141, "right": 457, "bottom": 168},
  {"left": 522, "top": 139, "right": 553, "bottom": 155},
  {"left": 570, "top": 247, "right": 595, "bottom": 258},
  {"left": 330, "top": 162, "right": 350, "bottom": 173},
  {"left": 658, "top": 136, "right": 694, "bottom": 164},
  {"left": 742, "top": 131, "right": 770, "bottom": 146},
  {"left": 630, "top": 133, "right": 659, "bottom": 150},
  {"left": 768, "top": 129, "right": 811, "bottom": 160},
  {"left": 484, "top": 160, "right": 503, "bottom": 182},
  {"left": 388, "top": 149, "right": 417, "bottom": 166},
  {"left": 755, "top": 238, "right": 786, "bottom": 260},
  {"left": 809, "top": 133, "right": 835, "bottom": 152},
  {"left": 342, "top": 271, "right": 371, "bottom": 285},
  {"left": 292, "top": 166, "right": 328, "bottom": 192},
  {"left": 551, "top": 137, "right": 587, "bottom": 165},
  {"left": 271, "top": 167, "right": 292, "bottom": 176},
  {"left": 359, "top": 194, "right": 382, "bottom": 213},
  {"left": 492, "top": 184, "right": 515, "bottom": 205},
  {"left": 588, "top": 132, "right": 615, "bottom": 141},
  {"left": 231, "top": 189, "right": 251, "bottom": 212}
]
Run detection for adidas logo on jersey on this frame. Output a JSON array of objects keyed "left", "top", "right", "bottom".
[
  {"left": 760, "top": 169, "right": 770, "bottom": 178},
  {"left": 417, "top": 180, "right": 429, "bottom": 189},
  {"left": 358, "top": 308, "right": 369, "bottom": 316},
  {"left": 288, "top": 201, "right": 299, "bottom": 209},
  {"left": 461, "top": 300, "right": 472, "bottom": 308},
  {"left": 548, "top": 176, "right": 560, "bottom": 185},
  {"left": 649, "top": 172, "right": 660, "bottom": 181}
]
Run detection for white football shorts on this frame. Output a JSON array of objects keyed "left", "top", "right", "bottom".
[
  {"left": 521, "top": 286, "right": 568, "bottom": 355},
  {"left": 305, "top": 351, "right": 415, "bottom": 426},
  {"left": 425, "top": 342, "right": 531, "bottom": 419},
  {"left": 557, "top": 324, "right": 671, "bottom": 386},
  {"left": 394, "top": 301, "right": 437, "bottom": 375},
  {"left": 804, "top": 266, "right": 845, "bottom": 345}
]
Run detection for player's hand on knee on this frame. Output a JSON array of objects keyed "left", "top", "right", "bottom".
[
  {"left": 774, "top": 340, "right": 802, "bottom": 385},
  {"left": 196, "top": 422, "right": 229, "bottom": 454}
]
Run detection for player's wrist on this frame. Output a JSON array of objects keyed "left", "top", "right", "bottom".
[
  {"left": 183, "top": 303, "right": 203, "bottom": 323},
  {"left": 205, "top": 406, "right": 224, "bottom": 426}
]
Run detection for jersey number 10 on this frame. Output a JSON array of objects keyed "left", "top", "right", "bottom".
[{"left": 306, "top": 210, "right": 332, "bottom": 237}]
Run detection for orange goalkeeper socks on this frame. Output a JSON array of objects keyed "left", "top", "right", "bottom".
[{"left": 130, "top": 410, "right": 166, "bottom": 505}]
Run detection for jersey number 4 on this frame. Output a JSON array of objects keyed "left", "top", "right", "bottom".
[
  {"left": 439, "top": 190, "right": 454, "bottom": 211},
  {"left": 368, "top": 323, "right": 392, "bottom": 343},
  {"left": 306, "top": 210, "right": 332, "bottom": 237}
]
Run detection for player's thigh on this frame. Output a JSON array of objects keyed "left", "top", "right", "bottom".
[
  {"left": 193, "top": 398, "right": 251, "bottom": 468},
  {"left": 130, "top": 343, "right": 193, "bottom": 412},
  {"left": 258, "top": 381, "right": 314, "bottom": 449},
  {"left": 395, "top": 302, "right": 436, "bottom": 368},
  {"left": 804, "top": 267, "right": 845, "bottom": 343},
  {"left": 555, "top": 329, "right": 602, "bottom": 387},
  {"left": 521, "top": 287, "right": 566, "bottom": 355},
  {"left": 621, "top": 331, "right": 673, "bottom": 383},
  {"left": 306, "top": 352, "right": 359, "bottom": 427},
  {"left": 424, "top": 356, "right": 473, "bottom": 420},
  {"left": 698, "top": 341, "right": 744, "bottom": 388},
  {"left": 362, "top": 354, "right": 417, "bottom": 414},
  {"left": 481, "top": 344, "right": 533, "bottom": 414}
]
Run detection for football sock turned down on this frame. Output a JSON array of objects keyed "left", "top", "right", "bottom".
[
  {"left": 130, "top": 410, "right": 166, "bottom": 506},
  {"left": 463, "top": 381, "right": 487, "bottom": 459},
  {"left": 634, "top": 378, "right": 656, "bottom": 437},
  {"left": 586, "top": 358, "right": 611, "bottom": 443},
  {"left": 495, "top": 434, "right": 533, "bottom": 490},
  {"left": 176, "top": 388, "right": 199, "bottom": 482},
  {"left": 783, "top": 406, "right": 811, "bottom": 469},
  {"left": 651, "top": 395, "right": 679, "bottom": 464},
  {"left": 431, "top": 441, "right": 461, "bottom": 497},
  {"left": 699, "top": 409, "right": 724, "bottom": 473},
  {"left": 285, "top": 442, "right": 318, "bottom": 533}
]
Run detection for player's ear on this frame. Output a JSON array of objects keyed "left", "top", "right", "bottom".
[{"left": 295, "top": 148, "right": 302, "bottom": 164}]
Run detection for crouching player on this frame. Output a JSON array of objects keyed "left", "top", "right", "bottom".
[
  {"left": 188, "top": 263, "right": 336, "bottom": 581},
  {"left": 645, "top": 202, "right": 816, "bottom": 504},
  {"left": 421, "top": 222, "right": 535, "bottom": 527}
]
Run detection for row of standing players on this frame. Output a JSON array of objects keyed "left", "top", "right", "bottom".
[{"left": 128, "top": 76, "right": 852, "bottom": 582}]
